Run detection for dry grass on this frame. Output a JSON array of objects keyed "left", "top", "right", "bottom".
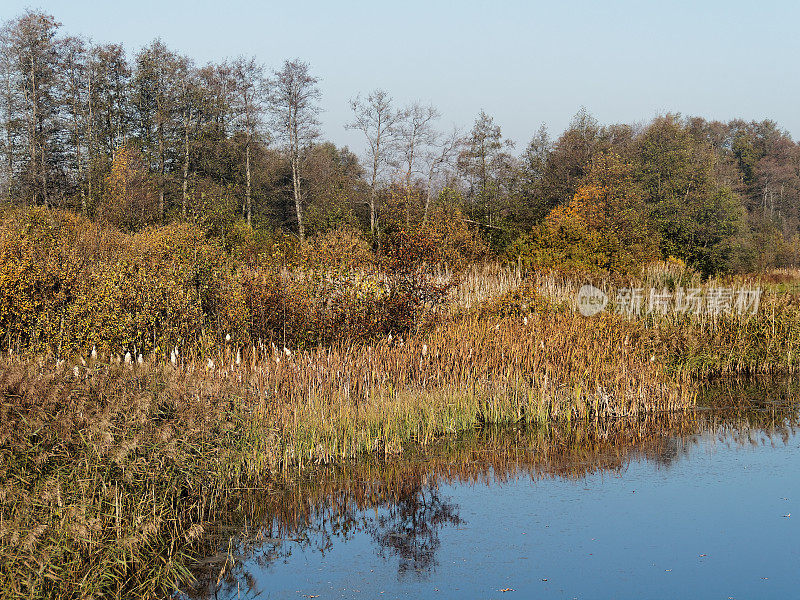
[
  {"left": 0, "top": 301, "right": 695, "bottom": 598},
  {"left": 4, "top": 261, "right": 800, "bottom": 599}
]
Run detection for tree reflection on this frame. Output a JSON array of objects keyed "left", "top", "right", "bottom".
[
  {"left": 370, "top": 479, "right": 462, "bottom": 577},
  {"left": 180, "top": 378, "right": 800, "bottom": 599}
]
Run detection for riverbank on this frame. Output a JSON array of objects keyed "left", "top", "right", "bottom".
[{"left": 2, "top": 277, "right": 800, "bottom": 598}]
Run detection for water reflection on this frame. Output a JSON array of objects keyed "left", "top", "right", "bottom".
[{"left": 179, "top": 377, "right": 800, "bottom": 599}]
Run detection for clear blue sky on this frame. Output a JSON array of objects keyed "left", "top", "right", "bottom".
[{"left": 4, "top": 0, "right": 799, "bottom": 150}]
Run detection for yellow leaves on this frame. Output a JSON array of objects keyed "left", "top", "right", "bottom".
[
  {"left": 0, "top": 208, "right": 249, "bottom": 356},
  {"left": 97, "top": 146, "right": 158, "bottom": 232}
]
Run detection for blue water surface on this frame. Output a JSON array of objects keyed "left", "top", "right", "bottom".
[{"left": 182, "top": 408, "right": 800, "bottom": 600}]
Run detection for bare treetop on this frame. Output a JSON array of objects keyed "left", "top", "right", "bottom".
[
  {"left": 268, "top": 59, "right": 322, "bottom": 240},
  {"left": 268, "top": 59, "right": 321, "bottom": 150},
  {"left": 346, "top": 89, "right": 404, "bottom": 235}
]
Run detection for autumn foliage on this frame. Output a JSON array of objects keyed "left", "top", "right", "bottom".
[
  {"left": 96, "top": 146, "right": 158, "bottom": 231},
  {"left": 0, "top": 207, "right": 483, "bottom": 357},
  {"left": 509, "top": 154, "right": 658, "bottom": 274}
]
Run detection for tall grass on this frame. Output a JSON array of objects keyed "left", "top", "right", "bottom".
[
  {"left": 0, "top": 360, "right": 256, "bottom": 599},
  {"left": 1, "top": 297, "right": 696, "bottom": 598}
]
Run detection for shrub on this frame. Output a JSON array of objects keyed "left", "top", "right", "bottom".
[
  {"left": 0, "top": 209, "right": 247, "bottom": 356},
  {"left": 96, "top": 147, "right": 159, "bottom": 232}
]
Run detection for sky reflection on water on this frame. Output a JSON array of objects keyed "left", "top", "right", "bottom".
[{"left": 180, "top": 379, "right": 800, "bottom": 600}]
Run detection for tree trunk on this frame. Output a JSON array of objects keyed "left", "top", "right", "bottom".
[
  {"left": 87, "top": 70, "right": 93, "bottom": 206},
  {"left": 244, "top": 140, "right": 251, "bottom": 226},
  {"left": 369, "top": 160, "right": 378, "bottom": 237},
  {"left": 3, "top": 68, "right": 13, "bottom": 201},
  {"left": 158, "top": 121, "right": 164, "bottom": 219},
  {"left": 77, "top": 128, "right": 85, "bottom": 214},
  {"left": 291, "top": 154, "right": 304, "bottom": 240},
  {"left": 423, "top": 176, "right": 433, "bottom": 225},
  {"left": 370, "top": 189, "right": 376, "bottom": 237},
  {"left": 40, "top": 117, "right": 48, "bottom": 208},
  {"left": 29, "top": 58, "right": 37, "bottom": 206},
  {"left": 182, "top": 109, "right": 189, "bottom": 218}
]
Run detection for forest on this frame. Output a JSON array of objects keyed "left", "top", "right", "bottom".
[{"left": 2, "top": 10, "right": 799, "bottom": 280}]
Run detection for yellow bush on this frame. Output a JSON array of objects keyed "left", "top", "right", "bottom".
[{"left": 0, "top": 209, "right": 247, "bottom": 356}]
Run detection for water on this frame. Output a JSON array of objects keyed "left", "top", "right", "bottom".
[{"left": 180, "top": 380, "right": 800, "bottom": 599}]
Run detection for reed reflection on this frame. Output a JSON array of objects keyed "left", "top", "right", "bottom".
[{"left": 181, "top": 377, "right": 800, "bottom": 599}]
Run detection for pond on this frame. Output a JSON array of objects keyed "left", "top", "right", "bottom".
[{"left": 178, "top": 378, "right": 800, "bottom": 599}]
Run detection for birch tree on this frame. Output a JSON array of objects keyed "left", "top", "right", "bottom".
[
  {"left": 346, "top": 89, "right": 402, "bottom": 237},
  {"left": 423, "top": 126, "right": 460, "bottom": 223},
  {"left": 396, "top": 102, "right": 439, "bottom": 224},
  {"left": 133, "top": 40, "right": 181, "bottom": 220},
  {"left": 268, "top": 59, "right": 321, "bottom": 240},
  {"left": 0, "top": 11, "right": 63, "bottom": 206},
  {"left": 61, "top": 35, "right": 88, "bottom": 212},
  {"left": 230, "top": 57, "right": 267, "bottom": 227}
]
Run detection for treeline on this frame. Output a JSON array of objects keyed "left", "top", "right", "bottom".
[{"left": 1, "top": 10, "right": 799, "bottom": 276}]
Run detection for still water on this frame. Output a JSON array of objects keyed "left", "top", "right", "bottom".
[{"left": 180, "top": 380, "right": 800, "bottom": 599}]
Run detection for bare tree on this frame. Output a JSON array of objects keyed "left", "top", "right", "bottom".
[
  {"left": 175, "top": 56, "right": 198, "bottom": 219},
  {"left": 423, "top": 125, "right": 461, "bottom": 223},
  {"left": 61, "top": 35, "right": 88, "bottom": 213},
  {"left": 87, "top": 42, "right": 131, "bottom": 204},
  {"left": 0, "top": 29, "right": 19, "bottom": 200},
  {"left": 346, "top": 89, "right": 402, "bottom": 237},
  {"left": 1, "top": 11, "right": 63, "bottom": 207},
  {"left": 397, "top": 102, "right": 439, "bottom": 189},
  {"left": 395, "top": 102, "right": 439, "bottom": 224},
  {"left": 132, "top": 39, "right": 182, "bottom": 220},
  {"left": 230, "top": 56, "right": 266, "bottom": 226},
  {"left": 269, "top": 59, "right": 320, "bottom": 240}
]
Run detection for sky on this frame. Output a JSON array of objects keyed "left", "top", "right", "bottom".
[{"left": 3, "top": 0, "right": 799, "bottom": 152}]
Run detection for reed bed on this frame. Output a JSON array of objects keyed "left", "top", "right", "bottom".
[
  {"left": 0, "top": 302, "right": 695, "bottom": 599},
  {"left": 197, "top": 305, "right": 695, "bottom": 469},
  {"left": 4, "top": 261, "right": 800, "bottom": 599},
  {"left": 0, "top": 361, "right": 259, "bottom": 599}
]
